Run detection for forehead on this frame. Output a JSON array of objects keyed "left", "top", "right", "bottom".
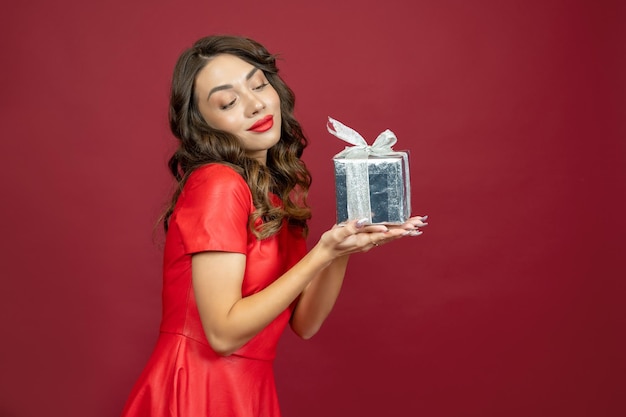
[{"left": 196, "top": 54, "right": 257, "bottom": 90}]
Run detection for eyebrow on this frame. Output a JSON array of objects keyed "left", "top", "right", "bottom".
[{"left": 207, "top": 67, "right": 260, "bottom": 99}]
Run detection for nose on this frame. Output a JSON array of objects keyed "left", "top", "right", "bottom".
[{"left": 245, "top": 92, "right": 265, "bottom": 116}]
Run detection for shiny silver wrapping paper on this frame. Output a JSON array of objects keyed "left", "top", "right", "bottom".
[{"left": 334, "top": 153, "right": 411, "bottom": 224}]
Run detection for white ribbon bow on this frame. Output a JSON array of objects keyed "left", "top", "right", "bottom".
[{"left": 327, "top": 117, "right": 398, "bottom": 158}]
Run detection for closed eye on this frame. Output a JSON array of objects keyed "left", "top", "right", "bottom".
[
  {"left": 253, "top": 82, "right": 269, "bottom": 91},
  {"left": 220, "top": 98, "right": 236, "bottom": 110}
]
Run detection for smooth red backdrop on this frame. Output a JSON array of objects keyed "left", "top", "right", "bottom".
[{"left": 1, "top": 1, "right": 624, "bottom": 416}]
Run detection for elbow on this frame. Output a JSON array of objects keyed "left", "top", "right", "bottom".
[
  {"left": 298, "top": 332, "right": 316, "bottom": 341},
  {"left": 206, "top": 334, "right": 242, "bottom": 357},
  {"left": 291, "top": 323, "right": 321, "bottom": 340}
]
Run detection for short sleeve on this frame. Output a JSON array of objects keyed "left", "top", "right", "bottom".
[{"left": 172, "top": 164, "right": 252, "bottom": 255}]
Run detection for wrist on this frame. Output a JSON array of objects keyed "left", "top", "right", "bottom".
[{"left": 308, "top": 242, "right": 336, "bottom": 270}]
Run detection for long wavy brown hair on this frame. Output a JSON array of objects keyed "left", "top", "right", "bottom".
[{"left": 163, "top": 35, "right": 312, "bottom": 239}]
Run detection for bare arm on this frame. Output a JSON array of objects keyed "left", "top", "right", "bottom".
[
  {"left": 289, "top": 254, "right": 350, "bottom": 339},
  {"left": 192, "top": 219, "right": 388, "bottom": 355},
  {"left": 289, "top": 216, "right": 427, "bottom": 339},
  {"left": 193, "top": 216, "right": 427, "bottom": 355}
]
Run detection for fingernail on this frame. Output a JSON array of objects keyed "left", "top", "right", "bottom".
[
  {"left": 356, "top": 218, "right": 369, "bottom": 229},
  {"left": 408, "top": 230, "right": 423, "bottom": 236},
  {"left": 421, "top": 215, "right": 428, "bottom": 221}
]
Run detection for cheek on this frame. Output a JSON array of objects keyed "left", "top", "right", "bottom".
[
  {"left": 270, "top": 91, "right": 281, "bottom": 110},
  {"left": 215, "top": 114, "right": 240, "bottom": 130},
  {"left": 201, "top": 110, "right": 239, "bottom": 131}
]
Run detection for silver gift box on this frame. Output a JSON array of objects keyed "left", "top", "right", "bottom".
[{"left": 334, "top": 153, "right": 411, "bottom": 225}]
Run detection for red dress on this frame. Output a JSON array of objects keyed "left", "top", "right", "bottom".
[{"left": 121, "top": 164, "right": 307, "bottom": 417}]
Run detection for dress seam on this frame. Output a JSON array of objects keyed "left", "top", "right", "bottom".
[
  {"left": 160, "top": 330, "right": 208, "bottom": 348},
  {"left": 159, "top": 331, "right": 276, "bottom": 362}
]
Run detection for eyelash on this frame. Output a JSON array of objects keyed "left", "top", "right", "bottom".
[
  {"left": 220, "top": 99, "right": 236, "bottom": 110},
  {"left": 218, "top": 82, "right": 269, "bottom": 110}
]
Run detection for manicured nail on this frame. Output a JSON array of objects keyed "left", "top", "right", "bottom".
[
  {"left": 421, "top": 215, "right": 428, "bottom": 221},
  {"left": 403, "top": 230, "right": 423, "bottom": 236},
  {"left": 356, "top": 218, "right": 369, "bottom": 228}
]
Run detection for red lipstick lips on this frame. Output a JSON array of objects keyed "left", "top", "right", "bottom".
[{"left": 248, "top": 115, "right": 274, "bottom": 132}]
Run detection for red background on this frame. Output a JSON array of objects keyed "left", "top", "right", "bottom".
[{"left": 1, "top": 1, "right": 625, "bottom": 416}]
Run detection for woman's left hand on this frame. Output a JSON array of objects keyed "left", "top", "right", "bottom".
[{"left": 364, "top": 214, "right": 428, "bottom": 249}]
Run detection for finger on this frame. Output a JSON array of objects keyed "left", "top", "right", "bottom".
[
  {"left": 337, "top": 218, "right": 368, "bottom": 238},
  {"left": 360, "top": 227, "right": 422, "bottom": 253},
  {"left": 370, "top": 229, "right": 407, "bottom": 247},
  {"left": 414, "top": 214, "right": 428, "bottom": 225},
  {"left": 358, "top": 224, "right": 389, "bottom": 234},
  {"left": 403, "top": 230, "right": 423, "bottom": 237},
  {"left": 403, "top": 215, "right": 428, "bottom": 229},
  {"left": 380, "top": 228, "right": 418, "bottom": 246},
  {"left": 370, "top": 228, "right": 405, "bottom": 247},
  {"left": 346, "top": 218, "right": 388, "bottom": 234},
  {"left": 355, "top": 218, "right": 369, "bottom": 229}
]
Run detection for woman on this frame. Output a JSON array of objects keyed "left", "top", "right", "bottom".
[{"left": 121, "top": 35, "right": 427, "bottom": 417}]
